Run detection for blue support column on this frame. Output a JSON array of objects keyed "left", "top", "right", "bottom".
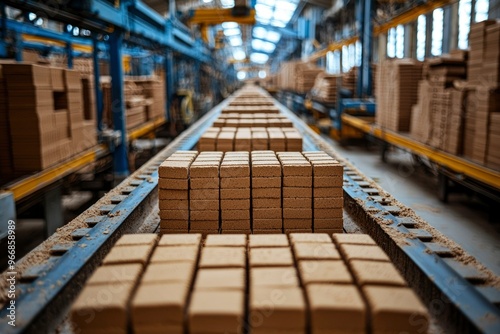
[
  {"left": 356, "top": 0, "right": 373, "bottom": 98},
  {"left": 193, "top": 60, "right": 201, "bottom": 95},
  {"left": 109, "top": 30, "right": 129, "bottom": 179},
  {"left": 14, "top": 32, "right": 22, "bottom": 61},
  {"left": 92, "top": 36, "right": 104, "bottom": 134},
  {"left": 0, "top": 3, "right": 7, "bottom": 57},
  {"left": 66, "top": 25, "right": 74, "bottom": 69},
  {"left": 165, "top": 49, "right": 175, "bottom": 122}
]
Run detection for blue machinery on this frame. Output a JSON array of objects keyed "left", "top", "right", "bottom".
[
  {"left": 0, "top": 94, "right": 498, "bottom": 333},
  {"left": 0, "top": 0, "right": 219, "bottom": 178}
]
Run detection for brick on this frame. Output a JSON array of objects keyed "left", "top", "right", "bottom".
[
  {"left": 199, "top": 247, "right": 246, "bottom": 268},
  {"left": 205, "top": 234, "right": 247, "bottom": 247},
  {"left": 190, "top": 220, "right": 219, "bottom": 230},
  {"left": 190, "top": 178, "right": 219, "bottom": 189},
  {"left": 314, "top": 218, "right": 343, "bottom": 230},
  {"left": 188, "top": 290, "right": 244, "bottom": 334},
  {"left": 252, "top": 198, "right": 281, "bottom": 208},
  {"left": 159, "top": 161, "right": 191, "bottom": 179},
  {"left": 306, "top": 284, "right": 366, "bottom": 333},
  {"left": 220, "top": 177, "right": 250, "bottom": 189},
  {"left": 283, "top": 208, "right": 312, "bottom": 219},
  {"left": 159, "top": 178, "right": 188, "bottom": 190},
  {"left": 283, "top": 187, "right": 312, "bottom": 198},
  {"left": 313, "top": 197, "right": 343, "bottom": 209},
  {"left": 159, "top": 199, "right": 188, "bottom": 210},
  {"left": 253, "top": 208, "right": 282, "bottom": 219},
  {"left": 102, "top": 245, "right": 153, "bottom": 266},
  {"left": 221, "top": 220, "right": 251, "bottom": 230},
  {"left": 87, "top": 264, "right": 142, "bottom": 285},
  {"left": 298, "top": 260, "right": 352, "bottom": 285},
  {"left": 283, "top": 197, "right": 311, "bottom": 208},
  {"left": 252, "top": 229, "right": 283, "bottom": 234},
  {"left": 159, "top": 189, "right": 188, "bottom": 200},
  {"left": 350, "top": 260, "right": 406, "bottom": 286},
  {"left": 252, "top": 163, "right": 281, "bottom": 177},
  {"left": 190, "top": 165, "right": 219, "bottom": 178},
  {"left": 252, "top": 218, "right": 282, "bottom": 229},
  {"left": 194, "top": 268, "right": 245, "bottom": 290},
  {"left": 190, "top": 189, "right": 219, "bottom": 200},
  {"left": 115, "top": 234, "right": 157, "bottom": 247},
  {"left": 289, "top": 233, "right": 332, "bottom": 244},
  {"left": 249, "top": 247, "right": 294, "bottom": 267},
  {"left": 339, "top": 244, "right": 390, "bottom": 262},
  {"left": 281, "top": 164, "right": 312, "bottom": 176},
  {"left": 159, "top": 219, "right": 189, "bottom": 230},
  {"left": 331, "top": 233, "right": 376, "bottom": 246},
  {"left": 283, "top": 176, "right": 312, "bottom": 187},
  {"left": 190, "top": 210, "right": 219, "bottom": 221},
  {"left": 220, "top": 188, "right": 250, "bottom": 199},
  {"left": 293, "top": 243, "right": 341, "bottom": 261},
  {"left": 158, "top": 234, "right": 202, "bottom": 246},
  {"left": 310, "top": 163, "right": 343, "bottom": 176},
  {"left": 313, "top": 176, "right": 343, "bottom": 187},
  {"left": 250, "top": 267, "right": 299, "bottom": 288},
  {"left": 363, "top": 286, "right": 429, "bottom": 333},
  {"left": 221, "top": 199, "right": 250, "bottom": 210},
  {"left": 221, "top": 209, "right": 250, "bottom": 220},
  {"left": 252, "top": 187, "right": 281, "bottom": 198},
  {"left": 314, "top": 188, "right": 343, "bottom": 198},
  {"left": 249, "top": 234, "right": 289, "bottom": 248},
  {"left": 220, "top": 164, "right": 250, "bottom": 178},
  {"left": 150, "top": 246, "right": 199, "bottom": 263},
  {"left": 190, "top": 199, "right": 219, "bottom": 211},
  {"left": 314, "top": 208, "right": 343, "bottom": 219},
  {"left": 314, "top": 228, "right": 343, "bottom": 234},
  {"left": 252, "top": 177, "right": 281, "bottom": 188},
  {"left": 283, "top": 218, "right": 312, "bottom": 229}
]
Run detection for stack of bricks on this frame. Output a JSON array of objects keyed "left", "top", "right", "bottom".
[
  {"left": 251, "top": 151, "right": 283, "bottom": 234},
  {"left": 198, "top": 127, "right": 303, "bottom": 152},
  {"left": 277, "top": 152, "right": 313, "bottom": 233},
  {"left": 158, "top": 151, "right": 198, "bottom": 234},
  {"left": 221, "top": 105, "right": 280, "bottom": 114},
  {"left": 71, "top": 233, "right": 430, "bottom": 334},
  {"left": 220, "top": 152, "right": 251, "bottom": 234},
  {"left": 304, "top": 151, "right": 344, "bottom": 233},
  {"left": 189, "top": 152, "right": 223, "bottom": 235},
  {"left": 213, "top": 113, "right": 293, "bottom": 128}
]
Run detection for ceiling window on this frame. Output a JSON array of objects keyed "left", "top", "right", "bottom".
[
  {"left": 416, "top": 15, "right": 426, "bottom": 60},
  {"left": 431, "top": 8, "right": 444, "bottom": 56},
  {"left": 395, "top": 25, "right": 405, "bottom": 58},
  {"left": 458, "top": 0, "right": 472, "bottom": 49},
  {"left": 387, "top": 27, "right": 396, "bottom": 58},
  {"left": 475, "top": 0, "right": 489, "bottom": 22}
]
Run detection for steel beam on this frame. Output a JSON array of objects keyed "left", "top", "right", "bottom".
[{"left": 109, "top": 30, "right": 129, "bottom": 179}]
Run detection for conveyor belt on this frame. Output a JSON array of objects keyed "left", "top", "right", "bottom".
[{"left": 0, "top": 93, "right": 499, "bottom": 333}]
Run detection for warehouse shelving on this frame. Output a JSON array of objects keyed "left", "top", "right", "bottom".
[{"left": 342, "top": 114, "right": 500, "bottom": 203}]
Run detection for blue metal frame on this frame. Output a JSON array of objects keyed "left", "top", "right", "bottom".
[{"left": 109, "top": 30, "right": 129, "bottom": 178}]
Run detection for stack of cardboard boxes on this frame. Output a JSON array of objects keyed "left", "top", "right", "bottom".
[
  {"left": 277, "top": 152, "right": 313, "bottom": 233},
  {"left": 221, "top": 105, "right": 280, "bottom": 114},
  {"left": 311, "top": 73, "right": 340, "bottom": 105},
  {"left": 158, "top": 151, "right": 198, "bottom": 235},
  {"left": 220, "top": 152, "right": 251, "bottom": 233},
  {"left": 277, "top": 61, "right": 322, "bottom": 93},
  {"left": 342, "top": 67, "right": 358, "bottom": 96},
  {"left": 189, "top": 152, "right": 223, "bottom": 235},
  {"left": 213, "top": 113, "right": 293, "bottom": 128},
  {"left": 376, "top": 59, "right": 423, "bottom": 132},
  {"left": 251, "top": 151, "right": 283, "bottom": 233},
  {"left": 1, "top": 63, "right": 97, "bottom": 175}
]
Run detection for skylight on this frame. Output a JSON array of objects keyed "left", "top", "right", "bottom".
[
  {"left": 250, "top": 52, "right": 269, "bottom": 64},
  {"left": 233, "top": 48, "right": 246, "bottom": 61},
  {"left": 221, "top": 0, "right": 234, "bottom": 8}
]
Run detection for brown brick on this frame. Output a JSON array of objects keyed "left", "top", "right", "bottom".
[
  {"left": 190, "top": 165, "right": 219, "bottom": 178},
  {"left": 220, "top": 177, "right": 250, "bottom": 189},
  {"left": 350, "top": 260, "right": 406, "bottom": 286},
  {"left": 160, "top": 219, "right": 189, "bottom": 229},
  {"left": 221, "top": 199, "right": 250, "bottom": 210},
  {"left": 199, "top": 247, "right": 246, "bottom": 268},
  {"left": 221, "top": 220, "right": 251, "bottom": 230},
  {"left": 252, "top": 198, "right": 281, "bottom": 208},
  {"left": 253, "top": 208, "right": 282, "bottom": 219},
  {"left": 159, "top": 189, "right": 188, "bottom": 200},
  {"left": 298, "top": 260, "right": 352, "bottom": 285},
  {"left": 283, "top": 176, "right": 312, "bottom": 187},
  {"left": 314, "top": 218, "right": 343, "bottom": 230},
  {"left": 222, "top": 209, "right": 250, "bottom": 220},
  {"left": 190, "top": 221, "right": 219, "bottom": 230},
  {"left": 249, "top": 248, "right": 294, "bottom": 267},
  {"left": 252, "top": 218, "right": 282, "bottom": 229},
  {"left": 339, "top": 244, "right": 390, "bottom": 262},
  {"left": 283, "top": 218, "right": 312, "bottom": 229},
  {"left": 314, "top": 208, "right": 343, "bottom": 219},
  {"left": 191, "top": 189, "right": 219, "bottom": 200},
  {"left": 248, "top": 234, "right": 289, "bottom": 248},
  {"left": 190, "top": 210, "right": 219, "bottom": 221},
  {"left": 283, "top": 197, "right": 311, "bottom": 208},
  {"left": 159, "top": 210, "right": 189, "bottom": 220},
  {"left": 293, "top": 243, "right": 341, "bottom": 261},
  {"left": 251, "top": 163, "right": 281, "bottom": 177},
  {"left": 313, "top": 197, "right": 343, "bottom": 209},
  {"left": 314, "top": 187, "right": 343, "bottom": 198},
  {"left": 190, "top": 199, "right": 219, "bottom": 211},
  {"left": 158, "top": 234, "right": 202, "bottom": 247},
  {"left": 283, "top": 208, "right": 312, "bottom": 219},
  {"left": 252, "top": 177, "right": 281, "bottom": 188},
  {"left": 253, "top": 229, "right": 283, "bottom": 234},
  {"left": 331, "top": 234, "right": 376, "bottom": 246},
  {"left": 220, "top": 164, "right": 250, "bottom": 178},
  {"left": 284, "top": 228, "right": 313, "bottom": 234},
  {"left": 159, "top": 200, "right": 188, "bottom": 210},
  {"left": 283, "top": 187, "right": 312, "bottom": 198},
  {"left": 281, "top": 164, "right": 312, "bottom": 176},
  {"left": 313, "top": 176, "right": 343, "bottom": 187},
  {"left": 159, "top": 161, "right": 191, "bottom": 179},
  {"left": 159, "top": 178, "right": 188, "bottom": 190},
  {"left": 190, "top": 178, "right": 219, "bottom": 189},
  {"left": 220, "top": 188, "right": 250, "bottom": 199},
  {"left": 252, "top": 187, "right": 281, "bottom": 199},
  {"left": 311, "top": 163, "right": 343, "bottom": 176}
]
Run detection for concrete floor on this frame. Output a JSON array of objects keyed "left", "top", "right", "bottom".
[{"left": 323, "top": 135, "right": 500, "bottom": 275}]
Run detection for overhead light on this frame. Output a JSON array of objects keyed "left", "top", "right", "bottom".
[
  {"left": 250, "top": 52, "right": 269, "bottom": 64},
  {"left": 258, "top": 70, "right": 267, "bottom": 79},
  {"left": 271, "top": 20, "right": 286, "bottom": 28},
  {"left": 202, "top": 0, "right": 213, "bottom": 3},
  {"left": 229, "top": 36, "right": 243, "bottom": 46},
  {"left": 222, "top": 22, "right": 238, "bottom": 29},
  {"left": 221, "top": 0, "right": 235, "bottom": 8},
  {"left": 237, "top": 71, "right": 247, "bottom": 80},
  {"left": 233, "top": 48, "right": 246, "bottom": 60},
  {"left": 266, "top": 31, "right": 281, "bottom": 43},
  {"left": 275, "top": 0, "right": 297, "bottom": 12},
  {"left": 224, "top": 28, "right": 241, "bottom": 36},
  {"left": 257, "top": 0, "right": 276, "bottom": 6},
  {"left": 253, "top": 27, "right": 267, "bottom": 39}
]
